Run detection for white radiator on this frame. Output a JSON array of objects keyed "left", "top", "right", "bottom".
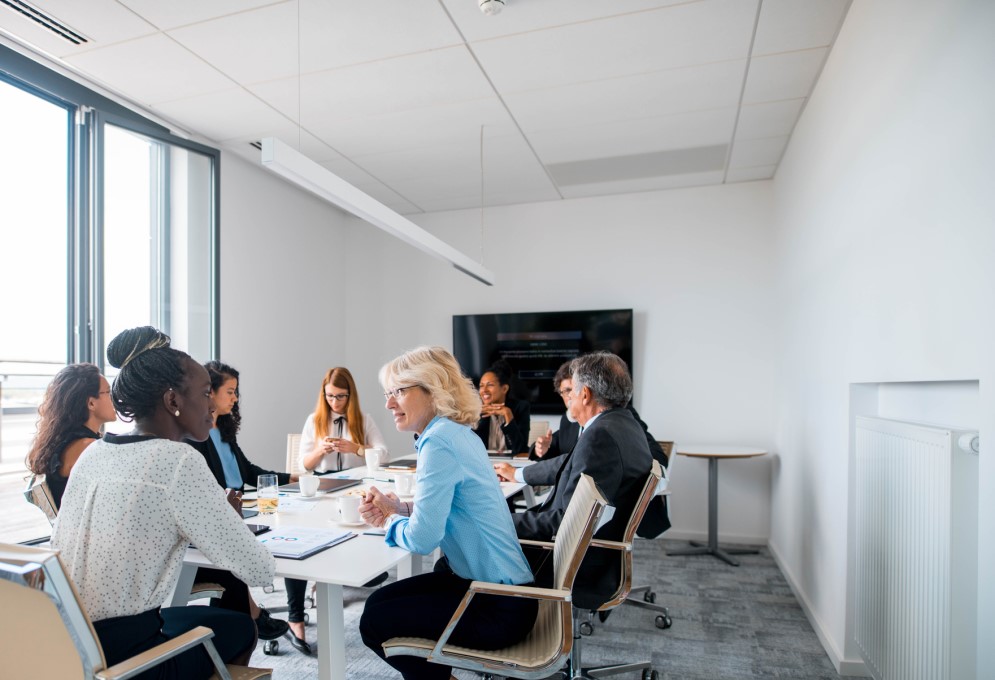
[{"left": 854, "top": 416, "right": 979, "bottom": 680}]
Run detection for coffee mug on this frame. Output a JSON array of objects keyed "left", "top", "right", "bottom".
[
  {"left": 394, "top": 471, "right": 415, "bottom": 497},
  {"left": 299, "top": 474, "right": 320, "bottom": 497},
  {"left": 365, "top": 447, "right": 385, "bottom": 475},
  {"left": 337, "top": 495, "right": 362, "bottom": 524}
]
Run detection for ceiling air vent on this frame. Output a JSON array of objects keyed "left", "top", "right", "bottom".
[
  {"left": 1, "top": 0, "right": 88, "bottom": 45},
  {"left": 249, "top": 141, "right": 263, "bottom": 150}
]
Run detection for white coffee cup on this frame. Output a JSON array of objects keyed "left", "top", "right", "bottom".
[
  {"left": 394, "top": 471, "right": 415, "bottom": 497},
  {"left": 365, "top": 447, "right": 385, "bottom": 475},
  {"left": 299, "top": 474, "right": 320, "bottom": 497},
  {"left": 337, "top": 495, "right": 362, "bottom": 524}
]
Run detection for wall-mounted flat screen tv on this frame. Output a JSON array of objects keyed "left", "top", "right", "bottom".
[{"left": 453, "top": 308, "right": 633, "bottom": 415}]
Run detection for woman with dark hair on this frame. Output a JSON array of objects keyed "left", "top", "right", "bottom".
[
  {"left": 25, "top": 363, "right": 117, "bottom": 508},
  {"left": 472, "top": 359, "right": 531, "bottom": 454},
  {"left": 186, "top": 360, "right": 293, "bottom": 644},
  {"left": 51, "top": 326, "right": 275, "bottom": 679},
  {"left": 299, "top": 366, "right": 387, "bottom": 473}
]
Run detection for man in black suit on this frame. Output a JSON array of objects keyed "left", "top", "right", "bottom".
[
  {"left": 495, "top": 352, "right": 652, "bottom": 609},
  {"left": 528, "top": 360, "right": 671, "bottom": 539}
]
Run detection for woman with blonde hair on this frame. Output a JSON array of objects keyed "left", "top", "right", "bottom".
[
  {"left": 358, "top": 346, "right": 536, "bottom": 680},
  {"left": 299, "top": 366, "right": 387, "bottom": 473}
]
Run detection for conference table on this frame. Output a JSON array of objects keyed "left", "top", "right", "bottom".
[
  {"left": 667, "top": 444, "right": 767, "bottom": 567},
  {"left": 175, "top": 465, "right": 527, "bottom": 680}
]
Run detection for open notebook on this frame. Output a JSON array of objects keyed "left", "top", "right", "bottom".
[{"left": 257, "top": 526, "right": 355, "bottom": 560}]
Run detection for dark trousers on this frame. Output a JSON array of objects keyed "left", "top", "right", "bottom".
[
  {"left": 93, "top": 607, "right": 255, "bottom": 680},
  {"left": 359, "top": 569, "right": 538, "bottom": 680},
  {"left": 195, "top": 566, "right": 253, "bottom": 614},
  {"left": 285, "top": 577, "right": 309, "bottom": 622}
]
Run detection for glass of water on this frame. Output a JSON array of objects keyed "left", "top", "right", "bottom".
[{"left": 257, "top": 474, "right": 279, "bottom": 514}]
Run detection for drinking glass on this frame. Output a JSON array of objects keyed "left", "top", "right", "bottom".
[{"left": 258, "top": 474, "right": 279, "bottom": 514}]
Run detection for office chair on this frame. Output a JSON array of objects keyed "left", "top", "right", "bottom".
[
  {"left": 0, "top": 542, "right": 271, "bottom": 680},
  {"left": 381, "top": 473, "right": 609, "bottom": 679}
]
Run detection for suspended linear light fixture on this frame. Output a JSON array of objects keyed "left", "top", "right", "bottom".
[{"left": 260, "top": 137, "right": 494, "bottom": 286}]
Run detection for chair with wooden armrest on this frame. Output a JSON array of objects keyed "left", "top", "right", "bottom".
[
  {"left": 381, "top": 473, "right": 608, "bottom": 679},
  {"left": 0, "top": 543, "right": 270, "bottom": 680},
  {"left": 22, "top": 475, "right": 226, "bottom": 605},
  {"left": 570, "top": 460, "right": 665, "bottom": 679}
]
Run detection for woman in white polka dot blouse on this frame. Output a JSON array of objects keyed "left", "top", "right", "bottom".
[{"left": 52, "top": 326, "right": 276, "bottom": 679}]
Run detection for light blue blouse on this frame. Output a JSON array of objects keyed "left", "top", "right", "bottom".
[
  {"left": 384, "top": 416, "right": 533, "bottom": 585},
  {"left": 209, "top": 427, "right": 242, "bottom": 489}
]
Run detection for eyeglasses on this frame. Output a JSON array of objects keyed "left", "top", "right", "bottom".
[
  {"left": 325, "top": 392, "right": 350, "bottom": 402},
  {"left": 383, "top": 386, "right": 418, "bottom": 400},
  {"left": 555, "top": 386, "right": 572, "bottom": 396}
]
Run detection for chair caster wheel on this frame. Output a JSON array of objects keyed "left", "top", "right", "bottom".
[
  {"left": 579, "top": 621, "right": 594, "bottom": 636},
  {"left": 643, "top": 591, "right": 656, "bottom": 604},
  {"left": 641, "top": 669, "right": 659, "bottom": 680},
  {"left": 655, "top": 614, "right": 672, "bottom": 629},
  {"left": 263, "top": 639, "right": 279, "bottom": 655},
  {"left": 304, "top": 596, "right": 314, "bottom": 609},
  {"left": 303, "top": 612, "right": 310, "bottom": 625}
]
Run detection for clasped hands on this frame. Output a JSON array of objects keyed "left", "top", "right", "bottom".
[
  {"left": 481, "top": 402, "right": 512, "bottom": 422},
  {"left": 322, "top": 436, "right": 359, "bottom": 455},
  {"left": 358, "top": 487, "right": 405, "bottom": 527}
]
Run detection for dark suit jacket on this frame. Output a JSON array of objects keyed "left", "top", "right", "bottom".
[
  {"left": 527, "top": 405, "right": 670, "bottom": 538},
  {"left": 515, "top": 407, "right": 652, "bottom": 609},
  {"left": 472, "top": 395, "right": 531, "bottom": 454},
  {"left": 187, "top": 437, "right": 290, "bottom": 492}
]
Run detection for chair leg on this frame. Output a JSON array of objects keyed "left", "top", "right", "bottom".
[{"left": 568, "top": 609, "right": 656, "bottom": 679}]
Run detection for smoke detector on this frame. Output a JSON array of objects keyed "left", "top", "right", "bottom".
[{"left": 479, "top": 0, "right": 504, "bottom": 15}]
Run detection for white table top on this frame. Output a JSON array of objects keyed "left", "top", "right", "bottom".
[{"left": 675, "top": 444, "right": 768, "bottom": 459}]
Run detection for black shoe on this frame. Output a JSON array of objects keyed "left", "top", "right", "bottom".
[
  {"left": 255, "top": 607, "right": 290, "bottom": 640},
  {"left": 286, "top": 629, "right": 313, "bottom": 655},
  {"left": 361, "top": 571, "right": 389, "bottom": 588}
]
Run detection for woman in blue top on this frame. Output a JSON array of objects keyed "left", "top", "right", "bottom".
[{"left": 358, "top": 346, "right": 537, "bottom": 680}]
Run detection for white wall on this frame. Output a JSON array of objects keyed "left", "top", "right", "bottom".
[
  {"left": 769, "top": 0, "right": 995, "bottom": 674},
  {"left": 218, "top": 152, "right": 354, "bottom": 473},
  {"left": 342, "top": 181, "right": 777, "bottom": 544}
]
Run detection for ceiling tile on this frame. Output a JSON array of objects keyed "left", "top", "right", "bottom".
[
  {"left": 529, "top": 108, "right": 737, "bottom": 165},
  {"left": 249, "top": 46, "right": 493, "bottom": 126},
  {"left": 152, "top": 88, "right": 291, "bottom": 141},
  {"left": 752, "top": 0, "right": 849, "bottom": 56},
  {"left": 117, "top": 0, "right": 281, "bottom": 31},
  {"left": 0, "top": 0, "right": 155, "bottom": 58},
  {"left": 726, "top": 165, "right": 776, "bottom": 182},
  {"left": 471, "top": 0, "right": 756, "bottom": 93},
  {"left": 298, "top": 0, "right": 461, "bottom": 73},
  {"left": 728, "top": 136, "right": 788, "bottom": 168},
  {"left": 735, "top": 98, "right": 805, "bottom": 139},
  {"left": 441, "top": 0, "right": 692, "bottom": 42},
  {"left": 504, "top": 59, "right": 745, "bottom": 132},
  {"left": 743, "top": 48, "right": 828, "bottom": 104},
  {"left": 64, "top": 33, "right": 236, "bottom": 104},
  {"left": 167, "top": 3, "right": 299, "bottom": 85}
]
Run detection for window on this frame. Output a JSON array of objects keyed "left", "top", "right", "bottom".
[{"left": 0, "top": 48, "right": 220, "bottom": 541}]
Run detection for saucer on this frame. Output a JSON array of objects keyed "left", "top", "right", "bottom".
[
  {"left": 337, "top": 520, "right": 367, "bottom": 527},
  {"left": 297, "top": 494, "right": 322, "bottom": 501}
]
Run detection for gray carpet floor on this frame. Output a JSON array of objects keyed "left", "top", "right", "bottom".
[{"left": 247, "top": 539, "right": 851, "bottom": 679}]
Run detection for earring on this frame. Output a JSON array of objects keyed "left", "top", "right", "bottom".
[{"left": 174, "top": 410, "right": 180, "bottom": 417}]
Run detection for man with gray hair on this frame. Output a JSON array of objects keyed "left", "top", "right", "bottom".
[{"left": 495, "top": 351, "right": 653, "bottom": 608}]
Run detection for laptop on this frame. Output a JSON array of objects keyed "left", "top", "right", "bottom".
[
  {"left": 383, "top": 457, "right": 417, "bottom": 470},
  {"left": 279, "top": 477, "right": 362, "bottom": 494}
]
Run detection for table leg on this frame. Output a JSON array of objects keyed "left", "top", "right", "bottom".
[
  {"left": 315, "top": 582, "right": 346, "bottom": 680},
  {"left": 167, "top": 563, "right": 198, "bottom": 607},
  {"left": 668, "top": 458, "right": 753, "bottom": 566}
]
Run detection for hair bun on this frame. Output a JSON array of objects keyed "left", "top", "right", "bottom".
[{"left": 107, "top": 326, "right": 172, "bottom": 369}]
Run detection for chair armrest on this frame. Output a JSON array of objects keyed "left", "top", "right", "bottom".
[
  {"left": 589, "top": 538, "right": 631, "bottom": 552},
  {"left": 518, "top": 538, "right": 554, "bottom": 550},
  {"left": 97, "top": 626, "right": 226, "bottom": 680},
  {"left": 468, "top": 580, "right": 571, "bottom": 602}
]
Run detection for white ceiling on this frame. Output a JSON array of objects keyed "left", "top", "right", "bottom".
[{"left": 0, "top": 0, "right": 850, "bottom": 215}]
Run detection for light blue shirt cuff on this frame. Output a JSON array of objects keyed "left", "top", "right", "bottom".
[{"left": 514, "top": 467, "right": 525, "bottom": 483}]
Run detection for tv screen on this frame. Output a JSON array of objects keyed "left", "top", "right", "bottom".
[{"left": 453, "top": 308, "right": 633, "bottom": 414}]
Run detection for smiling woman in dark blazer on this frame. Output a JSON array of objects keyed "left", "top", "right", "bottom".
[{"left": 471, "top": 359, "right": 531, "bottom": 454}]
